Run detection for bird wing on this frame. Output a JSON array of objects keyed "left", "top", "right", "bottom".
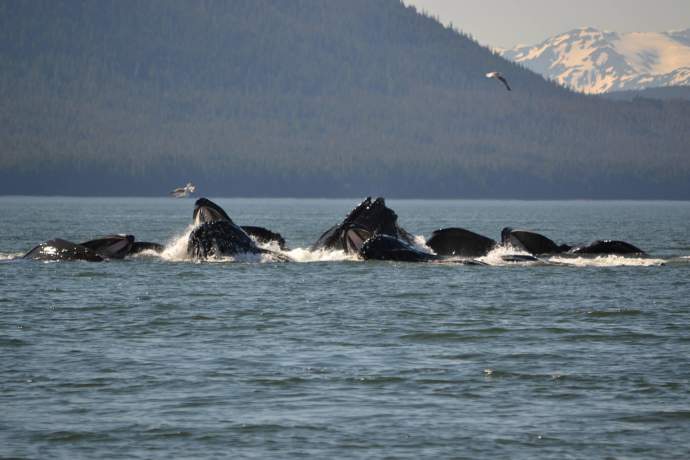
[{"left": 497, "top": 75, "right": 511, "bottom": 91}]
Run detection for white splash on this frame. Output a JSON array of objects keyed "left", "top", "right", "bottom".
[
  {"left": 547, "top": 255, "right": 666, "bottom": 267},
  {"left": 478, "top": 244, "right": 539, "bottom": 266},
  {"left": 0, "top": 252, "right": 23, "bottom": 261},
  {"left": 412, "top": 234, "right": 433, "bottom": 252},
  {"left": 154, "top": 226, "right": 357, "bottom": 264},
  {"left": 159, "top": 225, "right": 195, "bottom": 262},
  {"left": 282, "top": 247, "right": 359, "bottom": 263}
]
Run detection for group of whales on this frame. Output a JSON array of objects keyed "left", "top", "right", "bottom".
[{"left": 23, "top": 197, "right": 646, "bottom": 263}]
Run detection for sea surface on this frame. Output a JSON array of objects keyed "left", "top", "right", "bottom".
[{"left": 1, "top": 197, "right": 690, "bottom": 459}]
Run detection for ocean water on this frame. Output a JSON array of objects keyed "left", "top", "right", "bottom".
[{"left": 1, "top": 197, "right": 690, "bottom": 459}]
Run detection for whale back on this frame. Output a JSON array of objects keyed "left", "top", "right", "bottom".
[
  {"left": 570, "top": 240, "right": 645, "bottom": 255},
  {"left": 130, "top": 242, "right": 165, "bottom": 254},
  {"left": 501, "top": 227, "right": 567, "bottom": 255},
  {"left": 80, "top": 235, "right": 134, "bottom": 259},
  {"left": 241, "top": 226, "right": 287, "bottom": 250},
  {"left": 360, "top": 235, "right": 439, "bottom": 262},
  {"left": 24, "top": 239, "right": 104, "bottom": 262},
  {"left": 426, "top": 228, "right": 496, "bottom": 257}
]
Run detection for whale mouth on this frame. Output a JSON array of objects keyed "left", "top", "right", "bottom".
[
  {"left": 193, "top": 198, "right": 233, "bottom": 226},
  {"left": 344, "top": 227, "right": 372, "bottom": 253},
  {"left": 79, "top": 235, "right": 134, "bottom": 259}
]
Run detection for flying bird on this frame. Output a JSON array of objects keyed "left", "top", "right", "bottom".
[
  {"left": 486, "top": 71, "right": 511, "bottom": 91},
  {"left": 170, "top": 182, "right": 196, "bottom": 198}
]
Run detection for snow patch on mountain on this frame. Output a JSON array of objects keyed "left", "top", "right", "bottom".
[{"left": 498, "top": 27, "right": 690, "bottom": 93}]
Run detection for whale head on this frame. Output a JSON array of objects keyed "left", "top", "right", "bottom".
[{"left": 193, "top": 198, "right": 233, "bottom": 226}]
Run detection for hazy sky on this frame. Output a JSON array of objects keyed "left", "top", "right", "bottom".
[{"left": 403, "top": 0, "right": 690, "bottom": 48}]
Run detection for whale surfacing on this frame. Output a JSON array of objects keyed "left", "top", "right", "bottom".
[
  {"left": 24, "top": 239, "right": 105, "bottom": 262},
  {"left": 427, "top": 228, "right": 497, "bottom": 257},
  {"left": 23, "top": 234, "right": 159, "bottom": 261},
  {"left": 188, "top": 198, "right": 289, "bottom": 261},
  {"left": 312, "top": 197, "right": 414, "bottom": 253},
  {"left": 360, "top": 234, "right": 440, "bottom": 262},
  {"left": 80, "top": 235, "right": 135, "bottom": 259}
]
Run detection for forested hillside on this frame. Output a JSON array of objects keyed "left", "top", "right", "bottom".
[
  {"left": 1, "top": 0, "right": 689, "bottom": 198},
  {"left": 603, "top": 86, "right": 690, "bottom": 102}
]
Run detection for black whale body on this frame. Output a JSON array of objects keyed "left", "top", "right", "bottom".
[
  {"left": 79, "top": 234, "right": 164, "bottom": 257},
  {"left": 24, "top": 238, "right": 105, "bottom": 262},
  {"left": 360, "top": 234, "right": 440, "bottom": 262},
  {"left": 501, "top": 227, "right": 645, "bottom": 256},
  {"left": 188, "top": 221, "right": 262, "bottom": 259},
  {"left": 23, "top": 234, "right": 161, "bottom": 261},
  {"left": 130, "top": 241, "right": 165, "bottom": 254},
  {"left": 360, "top": 234, "right": 489, "bottom": 264},
  {"left": 80, "top": 234, "right": 135, "bottom": 259},
  {"left": 188, "top": 198, "right": 289, "bottom": 260},
  {"left": 312, "top": 197, "right": 414, "bottom": 253},
  {"left": 426, "top": 228, "right": 497, "bottom": 257},
  {"left": 241, "top": 226, "right": 287, "bottom": 250},
  {"left": 501, "top": 227, "right": 571, "bottom": 255},
  {"left": 570, "top": 240, "right": 645, "bottom": 255}
]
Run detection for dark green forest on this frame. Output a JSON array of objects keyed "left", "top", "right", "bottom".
[
  {"left": 603, "top": 86, "right": 690, "bottom": 102},
  {"left": 1, "top": 0, "right": 689, "bottom": 198}
]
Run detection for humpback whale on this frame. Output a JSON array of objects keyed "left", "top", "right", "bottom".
[
  {"left": 360, "top": 234, "right": 441, "bottom": 262},
  {"left": 130, "top": 242, "right": 165, "bottom": 254},
  {"left": 313, "top": 198, "right": 491, "bottom": 263},
  {"left": 24, "top": 239, "right": 105, "bottom": 262},
  {"left": 79, "top": 235, "right": 135, "bottom": 259},
  {"left": 426, "top": 228, "right": 497, "bottom": 257},
  {"left": 241, "top": 226, "right": 287, "bottom": 250},
  {"left": 501, "top": 227, "right": 645, "bottom": 256},
  {"left": 501, "top": 227, "right": 570, "bottom": 255},
  {"left": 24, "top": 234, "right": 164, "bottom": 261},
  {"left": 570, "top": 240, "right": 645, "bottom": 255},
  {"left": 188, "top": 198, "right": 289, "bottom": 260},
  {"left": 312, "top": 197, "right": 414, "bottom": 253}
]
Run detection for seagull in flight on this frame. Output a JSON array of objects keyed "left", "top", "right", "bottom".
[
  {"left": 170, "top": 182, "right": 196, "bottom": 198},
  {"left": 486, "top": 71, "right": 511, "bottom": 91}
]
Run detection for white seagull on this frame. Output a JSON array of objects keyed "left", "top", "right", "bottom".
[
  {"left": 170, "top": 182, "right": 196, "bottom": 198},
  {"left": 486, "top": 71, "right": 511, "bottom": 91}
]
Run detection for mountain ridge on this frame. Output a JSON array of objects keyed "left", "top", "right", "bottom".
[
  {"left": 1, "top": 1, "right": 689, "bottom": 198},
  {"left": 499, "top": 27, "right": 690, "bottom": 93}
]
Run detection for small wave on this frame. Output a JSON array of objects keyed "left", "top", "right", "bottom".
[
  {"left": 0, "top": 337, "right": 29, "bottom": 347},
  {"left": 346, "top": 375, "right": 406, "bottom": 385},
  {"left": 400, "top": 332, "right": 477, "bottom": 343},
  {"left": 0, "top": 252, "right": 23, "bottom": 261},
  {"left": 130, "top": 249, "right": 163, "bottom": 258},
  {"left": 547, "top": 255, "right": 665, "bottom": 267},
  {"left": 282, "top": 247, "right": 359, "bottom": 263},
  {"left": 585, "top": 308, "right": 642, "bottom": 317},
  {"left": 617, "top": 410, "right": 690, "bottom": 423}
]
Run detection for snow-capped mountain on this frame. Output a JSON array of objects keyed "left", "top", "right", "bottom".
[{"left": 498, "top": 27, "right": 690, "bottom": 93}]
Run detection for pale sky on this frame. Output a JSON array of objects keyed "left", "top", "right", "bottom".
[{"left": 403, "top": 0, "right": 690, "bottom": 48}]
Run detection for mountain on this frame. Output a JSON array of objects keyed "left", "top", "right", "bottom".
[
  {"left": 499, "top": 27, "right": 690, "bottom": 93},
  {"left": 1, "top": 1, "right": 689, "bottom": 199}
]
